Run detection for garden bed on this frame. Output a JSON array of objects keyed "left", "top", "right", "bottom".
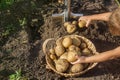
[{"left": 0, "top": 0, "right": 120, "bottom": 80}]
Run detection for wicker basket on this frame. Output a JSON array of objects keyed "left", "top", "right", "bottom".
[{"left": 42, "top": 35, "right": 99, "bottom": 77}]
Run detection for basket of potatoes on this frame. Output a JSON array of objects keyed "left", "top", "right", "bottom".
[{"left": 42, "top": 35, "right": 99, "bottom": 77}]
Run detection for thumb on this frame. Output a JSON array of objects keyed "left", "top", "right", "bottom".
[
  {"left": 86, "top": 20, "right": 91, "bottom": 27},
  {"left": 71, "top": 59, "right": 81, "bottom": 64},
  {"left": 71, "top": 56, "right": 86, "bottom": 64}
]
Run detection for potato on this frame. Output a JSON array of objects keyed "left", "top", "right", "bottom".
[
  {"left": 67, "top": 50, "right": 78, "bottom": 62},
  {"left": 72, "top": 37, "right": 81, "bottom": 46},
  {"left": 68, "top": 45, "right": 80, "bottom": 52},
  {"left": 58, "top": 0, "right": 64, "bottom": 4},
  {"left": 49, "top": 48, "right": 55, "bottom": 54},
  {"left": 80, "top": 42, "right": 87, "bottom": 49},
  {"left": 55, "top": 45, "right": 65, "bottom": 57},
  {"left": 66, "top": 24, "right": 76, "bottom": 34},
  {"left": 56, "top": 38, "right": 63, "bottom": 46},
  {"left": 62, "top": 37, "right": 72, "bottom": 48},
  {"left": 78, "top": 20, "right": 86, "bottom": 28},
  {"left": 72, "top": 21, "right": 77, "bottom": 25},
  {"left": 60, "top": 52, "right": 68, "bottom": 60},
  {"left": 82, "top": 48, "right": 92, "bottom": 56},
  {"left": 70, "top": 64, "right": 84, "bottom": 73},
  {"left": 64, "top": 22, "right": 71, "bottom": 28},
  {"left": 55, "top": 59, "right": 69, "bottom": 72},
  {"left": 68, "top": 45, "right": 76, "bottom": 51},
  {"left": 50, "top": 54, "right": 57, "bottom": 60}
]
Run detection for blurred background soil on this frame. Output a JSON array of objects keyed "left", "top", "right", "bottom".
[{"left": 0, "top": 0, "right": 120, "bottom": 80}]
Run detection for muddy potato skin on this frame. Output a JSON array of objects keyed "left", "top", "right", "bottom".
[
  {"left": 67, "top": 50, "right": 78, "bottom": 62},
  {"left": 68, "top": 45, "right": 76, "bottom": 51},
  {"left": 68, "top": 45, "right": 80, "bottom": 52},
  {"left": 66, "top": 24, "right": 76, "bottom": 34},
  {"left": 62, "top": 37, "right": 72, "bottom": 48},
  {"left": 72, "top": 37, "right": 81, "bottom": 46},
  {"left": 78, "top": 20, "right": 86, "bottom": 28},
  {"left": 55, "top": 45, "right": 65, "bottom": 57},
  {"left": 70, "top": 64, "right": 84, "bottom": 73},
  {"left": 80, "top": 42, "right": 87, "bottom": 49},
  {"left": 82, "top": 48, "right": 91, "bottom": 56},
  {"left": 55, "top": 59, "right": 69, "bottom": 72},
  {"left": 60, "top": 52, "right": 68, "bottom": 60}
]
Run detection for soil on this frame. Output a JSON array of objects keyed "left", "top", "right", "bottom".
[{"left": 0, "top": 0, "right": 120, "bottom": 80}]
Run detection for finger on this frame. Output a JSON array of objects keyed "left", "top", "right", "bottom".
[
  {"left": 86, "top": 20, "right": 91, "bottom": 27},
  {"left": 75, "top": 55, "right": 80, "bottom": 59}
]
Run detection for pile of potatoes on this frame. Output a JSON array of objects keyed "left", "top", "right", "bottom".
[
  {"left": 64, "top": 20, "right": 86, "bottom": 34},
  {"left": 49, "top": 36, "right": 93, "bottom": 73}
]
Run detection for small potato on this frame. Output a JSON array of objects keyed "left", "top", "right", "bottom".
[
  {"left": 67, "top": 50, "right": 78, "bottom": 62},
  {"left": 58, "top": 0, "right": 64, "bottom": 4},
  {"left": 55, "top": 59, "right": 69, "bottom": 72},
  {"left": 64, "top": 22, "right": 71, "bottom": 28},
  {"left": 80, "top": 42, "right": 87, "bottom": 49},
  {"left": 50, "top": 54, "right": 57, "bottom": 60},
  {"left": 72, "top": 37, "right": 81, "bottom": 46},
  {"left": 49, "top": 48, "right": 55, "bottom": 54},
  {"left": 66, "top": 24, "right": 76, "bottom": 34},
  {"left": 82, "top": 48, "right": 92, "bottom": 56},
  {"left": 78, "top": 20, "right": 86, "bottom": 28},
  {"left": 62, "top": 37, "right": 72, "bottom": 48},
  {"left": 68, "top": 45, "right": 80, "bottom": 52},
  {"left": 60, "top": 52, "right": 68, "bottom": 60},
  {"left": 70, "top": 64, "right": 84, "bottom": 73},
  {"left": 55, "top": 45, "right": 65, "bottom": 57},
  {"left": 72, "top": 21, "right": 77, "bottom": 25}
]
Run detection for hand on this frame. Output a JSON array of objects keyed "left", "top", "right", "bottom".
[
  {"left": 71, "top": 55, "right": 87, "bottom": 64},
  {"left": 79, "top": 16, "right": 92, "bottom": 27}
]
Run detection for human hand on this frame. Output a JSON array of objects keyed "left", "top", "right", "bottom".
[
  {"left": 79, "top": 16, "right": 93, "bottom": 27},
  {"left": 71, "top": 55, "right": 87, "bottom": 64}
]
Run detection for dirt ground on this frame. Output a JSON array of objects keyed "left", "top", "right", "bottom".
[{"left": 0, "top": 0, "right": 120, "bottom": 80}]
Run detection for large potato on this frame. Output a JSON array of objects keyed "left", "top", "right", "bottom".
[
  {"left": 60, "top": 52, "right": 68, "bottom": 60},
  {"left": 55, "top": 59, "right": 69, "bottom": 72},
  {"left": 55, "top": 45, "right": 65, "bottom": 57},
  {"left": 70, "top": 64, "right": 84, "bottom": 73},
  {"left": 68, "top": 45, "right": 80, "bottom": 52},
  {"left": 67, "top": 50, "right": 79, "bottom": 62},
  {"left": 62, "top": 37, "right": 72, "bottom": 48},
  {"left": 72, "top": 37, "right": 81, "bottom": 46},
  {"left": 66, "top": 24, "right": 76, "bottom": 34}
]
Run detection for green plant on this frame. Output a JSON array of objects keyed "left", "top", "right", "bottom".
[
  {"left": 0, "top": 0, "right": 14, "bottom": 10},
  {"left": 115, "top": 0, "right": 120, "bottom": 6},
  {"left": 9, "top": 69, "right": 28, "bottom": 80},
  {"left": 19, "top": 18, "right": 27, "bottom": 27},
  {"left": 2, "top": 24, "right": 15, "bottom": 37}
]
